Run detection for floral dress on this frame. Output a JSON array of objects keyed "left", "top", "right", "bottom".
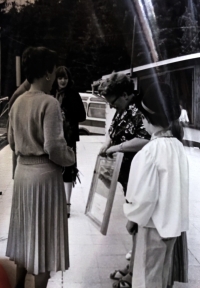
[{"left": 109, "top": 102, "right": 150, "bottom": 195}]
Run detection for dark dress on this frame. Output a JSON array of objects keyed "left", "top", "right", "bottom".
[
  {"left": 108, "top": 101, "right": 150, "bottom": 194},
  {"left": 55, "top": 87, "right": 86, "bottom": 183}
]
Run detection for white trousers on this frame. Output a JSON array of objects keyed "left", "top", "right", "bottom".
[{"left": 132, "top": 226, "right": 176, "bottom": 288}]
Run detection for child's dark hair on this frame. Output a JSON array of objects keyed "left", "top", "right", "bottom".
[
  {"left": 140, "top": 82, "right": 183, "bottom": 141},
  {"left": 98, "top": 73, "right": 134, "bottom": 98},
  {"left": 22, "top": 46, "right": 57, "bottom": 83}
]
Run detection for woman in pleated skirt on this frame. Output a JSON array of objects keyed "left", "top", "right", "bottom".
[{"left": 6, "top": 46, "right": 75, "bottom": 288}]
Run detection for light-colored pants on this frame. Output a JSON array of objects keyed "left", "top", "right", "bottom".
[{"left": 132, "top": 226, "right": 176, "bottom": 288}]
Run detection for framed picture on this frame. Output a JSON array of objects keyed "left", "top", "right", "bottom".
[{"left": 85, "top": 152, "right": 123, "bottom": 235}]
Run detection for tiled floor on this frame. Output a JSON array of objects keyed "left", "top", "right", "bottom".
[{"left": 0, "top": 136, "right": 200, "bottom": 287}]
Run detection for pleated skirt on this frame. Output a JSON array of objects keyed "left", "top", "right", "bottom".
[{"left": 6, "top": 155, "right": 69, "bottom": 275}]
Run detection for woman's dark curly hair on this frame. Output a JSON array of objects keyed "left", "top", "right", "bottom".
[
  {"left": 98, "top": 73, "right": 134, "bottom": 98},
  {"left": 22, "top": 46, "right": 57, "bottom": 84}
]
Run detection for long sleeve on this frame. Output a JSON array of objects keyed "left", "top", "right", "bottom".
[
  {"left": 8, "top": 113, "right": 15, "bottom": 152},
  {"left": 123, "top": 148, "right": 159, "bottom": 227},
  {"left": 75, "top": 92, "right": 86, "bottom": 122},
  {"left": 62, "top": 89, "right": 86, "bottom": 123},
  {"left": 61, "top": 89, "right": 86, "bottom": 143},
  {"left": 43, "top": 98, "right": 75, "bottom": 167}
]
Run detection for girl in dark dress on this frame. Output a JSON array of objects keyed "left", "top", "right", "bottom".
[{"left": 52, "top": 66, "right": 86, "bottom": 217}]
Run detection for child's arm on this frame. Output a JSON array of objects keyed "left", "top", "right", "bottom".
[{"left": 123, "top": 148, "right": 159, "bottom": 227}]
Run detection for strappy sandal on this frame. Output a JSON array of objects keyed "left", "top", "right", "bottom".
[
  {"left": 110, "top": 270, "right": 126, "bottom": 280},
  {"left": 112, "top": 278, "right": 132, "bottom": 288},
  {"left": 110, "top": 265, "right": 129, "bottom": 280}
]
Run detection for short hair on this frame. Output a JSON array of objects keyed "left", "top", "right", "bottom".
[
  {"left": 55, "top": 66, "right": 73, "bottom": 89},
  {"left": 98, "top": 73, "right": 134, "bottom": 98},
  {"left": 22, "top": 46, "right": 57, "bottom": 83},
  {"left": 140, "top": 82, "right": 181, "bottom": 128}
]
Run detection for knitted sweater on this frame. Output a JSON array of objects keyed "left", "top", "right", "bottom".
[{"left": 8, "top": 91, "right": 75, "bottom": 167}]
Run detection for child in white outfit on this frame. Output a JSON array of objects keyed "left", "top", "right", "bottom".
[{"left": 124, "top": 82, "right": 189, "bottom": 288}]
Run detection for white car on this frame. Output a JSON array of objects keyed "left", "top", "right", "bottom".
[{"left": 79, "top": 93, "right": 106, "bottom": 135}]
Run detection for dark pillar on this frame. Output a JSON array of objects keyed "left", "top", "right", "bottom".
[{"left": 194, "top": 62, "right": 200, "bottom": 128}]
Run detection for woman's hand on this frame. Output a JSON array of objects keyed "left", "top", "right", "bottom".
[
  {"left": 99, "top": 134, "right": 112, "bottom": 157},
  {"left": 99, "top": 144, "right": 110, "bottom": 156},
  {"left": 106, "top": 144, "right": 120, "bottom": 156}
]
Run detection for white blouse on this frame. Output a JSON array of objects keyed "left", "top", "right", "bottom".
[{"left": 123, "top": 130, "right": 189, "bottom": 238}]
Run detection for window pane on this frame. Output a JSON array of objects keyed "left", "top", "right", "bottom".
[{"left": 88, "top": 103, "right": 105, "bottom": 119}]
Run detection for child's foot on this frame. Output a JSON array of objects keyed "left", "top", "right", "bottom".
[
  {"left": 112, "top": 273, "right": 132, "bottom": 287},
  {"left": 110, "top": 265, "right": 129, "bottom": 280}
]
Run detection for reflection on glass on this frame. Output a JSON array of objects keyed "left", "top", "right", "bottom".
[
  {"left": 136, "top": 0, "right": 159, "bottom": 62},
  {"left": 90, "top": 156, "right": 115, "bottom": 223},
  {"left": 131, "top": 0, "right": 200, "bottom": 65}
]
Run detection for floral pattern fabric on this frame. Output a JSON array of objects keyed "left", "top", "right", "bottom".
[
  {"left": 109, "top": 103, "right": 150, "bottom": 145},
  {"left": 108, "top": 102, "right": 150, "bottom": 195}
]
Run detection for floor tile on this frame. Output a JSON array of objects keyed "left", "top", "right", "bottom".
[
  {"left": 188, "top": 250, "right": 200, "bottom": 265},
  {"left": 63, "top": 267, "right": 100, "bottom": 283}
]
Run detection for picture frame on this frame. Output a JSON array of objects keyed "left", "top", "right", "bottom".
[{"left": 85, "top": 152, "right": 123, "bottom": 235}]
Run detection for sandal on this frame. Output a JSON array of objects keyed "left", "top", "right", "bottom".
[
  {"left": 110, "top": 270, "right": 126, "bottom": 280},
  {"left": 112, "top": 273, "right": 132, "bottom": 288},
  {"left": 112, "top": 278, "right": 132, "bottom": 288},
  {"left": 110, "top": 265, "right": 129, "bottom": 280}
]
